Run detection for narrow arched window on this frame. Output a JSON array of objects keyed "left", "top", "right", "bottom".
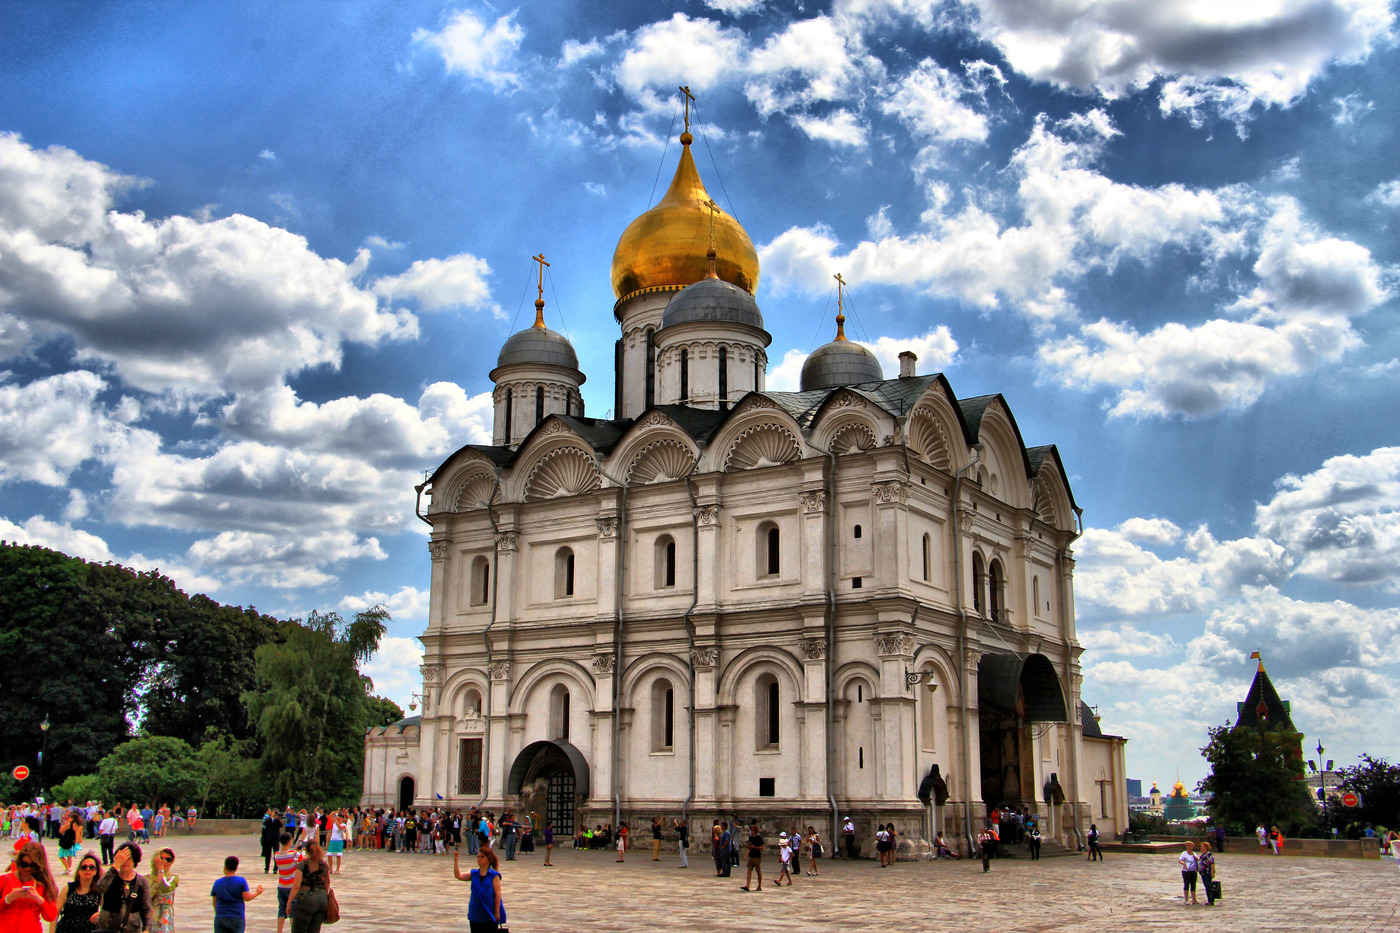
[
  {"left": 555, "top": 547, "right": 575, "bottom": 599},
  {"left": 921, "top": 533, "right": 931, "bottom": 582},
  {"left": 719, "top": 347, "right": 729, "bottom": 410},
  {"left": 680, "top": 348, "right": 689, "bottom": 403},
  {"left": 645, "top": 328, "right": 656, "bottom": 410},
  {"left": 470, "top": 555, "right": 490, "bottom": 607},
  {"left": 503, "top": 388, "right": 513, "bottom": 445},
  {"left": 988, "top": 559, "right": 1004, "bottom": 623},
  {"left": 550, "top": 683, "right": 570, "bottom": 740},
  {"left": 853, "top": 524, "right": 862, "bottom": 539},
  {"left": 972, "top": 552, "right": 986, "bottom": 616},
  {"left": 536, "top": 385, "right": 545, "bottom": 425},
  {"left": 756, "top": 673, "right": 780, "bottom": 748},
  {"left": 1033, "top": 576, "right": 1041, "bottom": 617},
  {"left": 757, "top": 522, "right": 780, "bottom": 578},
  {"left": 655, "top": 535, "right": 676, "bottom": 589},
  {"left": 651, "top": 678, "right": 674, "bottom": 752}
]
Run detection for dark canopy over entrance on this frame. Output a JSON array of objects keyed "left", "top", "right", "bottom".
[
  {"left": 977, "top": 653, "right": 1068, "bottom": 808},
  {"left": 507, "top": 740, "right": 589, "bottom": 836}
]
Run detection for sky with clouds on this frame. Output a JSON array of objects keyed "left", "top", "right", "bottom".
[{"left": 3, "top": 0, "right": 1398, "bottom": 789}]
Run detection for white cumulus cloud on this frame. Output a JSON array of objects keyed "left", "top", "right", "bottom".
[{"left": 414, "top": 10, "right": 525, "bottom": 89}]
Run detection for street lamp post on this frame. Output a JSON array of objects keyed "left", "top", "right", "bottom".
[
  {"left": 38, "top": 716, "right": 50, "bottom": 804},
  {"left": 1308, "top": 740, "right": 1336, "bottom": 836}
]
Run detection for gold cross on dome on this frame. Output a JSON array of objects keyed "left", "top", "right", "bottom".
[
  {"left": 532, "top": 252, "right": 550, "bottom": 327},
  {"left": 833, "top": 272, "right": 848, "bottom": 340},
  {"left": 679, "top": 85, "right": 695, "bottom": 133}
]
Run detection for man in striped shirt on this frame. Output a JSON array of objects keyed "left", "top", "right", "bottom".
[{"left": 272, "top": 832, "right": 304, "bottom": 933}]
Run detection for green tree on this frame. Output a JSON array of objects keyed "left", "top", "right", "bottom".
[
  {"left": 195, "top": 728, "right": 268, "bottom": 818},
  {"left": 365, "top": 695, "right": 406, "bottom": 728},
  {"left": 244, "top": 607, "right": 389, "bottom": 805},
  {"left": 48, "top": 772, "right": 107, "bottom": 806},
  {"left": 1198, "top": 722, "right": 1315, "bottom": 835},
  {"left": 1336, "top": 755, "right": 1400, "bottom": 832},
  {"left": 96, "top": 735, "right": 206, "bottom": 806},
  {"left": 0, "top": 545, "right": 156, "bottom": 792},
  {"left": 141, "top": 597, "right": 280, "bottom": 744}
]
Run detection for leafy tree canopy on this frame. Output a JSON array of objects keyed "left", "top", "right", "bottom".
[
  {"left": 1337, "top": 755, "right": 1400, "bottom": 832},
  {"left": 365, "top": 695, "right": 406, "bottom": 729},
  {"left": 1198, "top": 722, "right": 1315, "bottom": 835},
  {"left": 96, "top": 735, "right": 206, "bottom": 806},
  {"left": 245, "top": 607, "right": 389, "bottom": 806}
]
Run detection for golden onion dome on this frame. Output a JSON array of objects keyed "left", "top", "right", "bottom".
[{"left": 611, "top": 134, "right": 759, "bottom": 302}]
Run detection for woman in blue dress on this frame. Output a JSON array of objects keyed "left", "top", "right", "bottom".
[{"left": 453, "top": 845, "right": 505, "bottom": 932}]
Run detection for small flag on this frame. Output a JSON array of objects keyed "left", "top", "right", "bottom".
[
  {"left": 1249, "top": 651, "right": 1260, "bottom": 659},
  {"left": 435, "top": 793, "right": 444, "bottom": 800}
]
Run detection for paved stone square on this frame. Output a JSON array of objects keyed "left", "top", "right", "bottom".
[{"left": 24, "top": 834, "right": 1399, "bottom": 932}]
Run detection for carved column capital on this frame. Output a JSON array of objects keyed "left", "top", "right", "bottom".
[
  {"left": 874, "top": 633, "right": 915, "bottom": 657},
  {"left": 429, "top": 539, "right": 451, "bottom": 561},
  {"left": 800, "top": 490, "right": 827, "bottom": 514},
  {"left": 495, "top": 532, "right": 518, "bottom": 552},
  {"left": 872, "top": 480, "right": 909, "bottom": 504},
  {"left": 592, "top": 653, "right": 617, "bottom": 674},
  {"left": 690, "top": 646, "right": 717, "bottom": 669},
  {"left": 489, "top": 660, "right": 511, "bottom": 681},
  {"left": 596, "top": 517, "right": 617, "bottom": 538},
  {"left": 694, "top": 504, "right": 720, "bottom": 526},
  {"left": 798, "top": 637, "right": 827, "bottom": 660}
]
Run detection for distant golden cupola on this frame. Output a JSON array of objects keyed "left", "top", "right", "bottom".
[{"left": 610, "top": 130, "right": 760, "bottom": 303}]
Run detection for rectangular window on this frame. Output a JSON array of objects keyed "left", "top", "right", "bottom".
[
  {"left": 758, "top": 777, "right": 775, "bottom": 797},
  {"left": 458, "top": 738, "right": 483, "bottom": 795},
  {"left": 852, "top": 576, "right": 862, "bottom": 588}
]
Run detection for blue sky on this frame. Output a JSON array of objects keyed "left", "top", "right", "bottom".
[{"left": 2, "top": 0, "right": 1397, "bottom": 789}]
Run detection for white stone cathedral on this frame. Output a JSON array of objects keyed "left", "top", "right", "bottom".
[{"left": 363, "top": 123, "right": 1128, "bottom": 854}]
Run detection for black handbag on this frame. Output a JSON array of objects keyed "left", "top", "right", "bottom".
[{"left": 1209, "top": 880, "right": 1222, "bottom": 900}]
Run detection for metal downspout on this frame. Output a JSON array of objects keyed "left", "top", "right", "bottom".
[
  {"left": 593, "top": 457, "right": 630, "bottom": 831},
  {"left": 951, "top": 445, "right": 981, "bottom": 857},
  {"left": 824, "top": 450, "right": 840, "bottom": 852},
  {"left": 682, "top": 468, "right": 703, "bottom": 826},
  {"left": 480, "top": 466, "right": 504, "bottom": 810},
  {"left": 1060, "top": 505, "right": 1084, "bottom": 850}
]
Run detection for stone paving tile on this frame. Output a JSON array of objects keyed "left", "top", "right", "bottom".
[{"left": 22, "top": 835, "right": 1399, "bottom": 932}]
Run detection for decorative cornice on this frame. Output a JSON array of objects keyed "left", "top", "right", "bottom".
[{"left": 635, "top": 411, "right": 673, "bottom": 429}]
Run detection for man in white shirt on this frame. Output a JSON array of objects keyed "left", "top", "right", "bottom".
[
  {"left": 842, "top": 817, "right": 856, "bottom": 859},
  {"left": 97, "top": 810, "right": 119, "bottom": 865}
]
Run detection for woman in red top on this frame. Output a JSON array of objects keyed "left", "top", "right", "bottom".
[{"left": 0, "top": 841, "right": 59, "bottom": 933}]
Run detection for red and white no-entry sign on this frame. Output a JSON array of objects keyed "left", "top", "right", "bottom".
[
  {"left": 11, "top": 765, "right": 29, "bottom": 781},
  {"left": 1341, "top": 791, "right": 1360, "bottom": 808}
]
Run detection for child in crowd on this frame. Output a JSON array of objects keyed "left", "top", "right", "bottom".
[{"left": 210, "top": 855, "right": 263, "bottom": 933}]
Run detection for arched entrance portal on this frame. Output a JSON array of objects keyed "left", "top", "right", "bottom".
[
  {"left": 398, "top": 775, "right": 416, "bottom": 812},
  {"left": 977, "top": 653, "right": 1067, "bottom": 807},
  {"left": 507, "top": 740, "right": 590, "bottom": 836}
]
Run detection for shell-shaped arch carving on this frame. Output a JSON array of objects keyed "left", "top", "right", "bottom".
[
  {"left": 829, "top": 421, "right": 877, "bottom": 455},
  {"left": 723, "top": 423, "right": 802, "bottom": 471},
  {"left": 626, "top": 439, "right": 697, "bottom": 485},
  {"left": 453, "top": 472, "right": 497, "bottom": 511},
  {"left": 908, "top": 406, "right": 952, "bottom": 471},
  {"left": 524, "top": 446, "right": 601, "bottom": 501}
]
